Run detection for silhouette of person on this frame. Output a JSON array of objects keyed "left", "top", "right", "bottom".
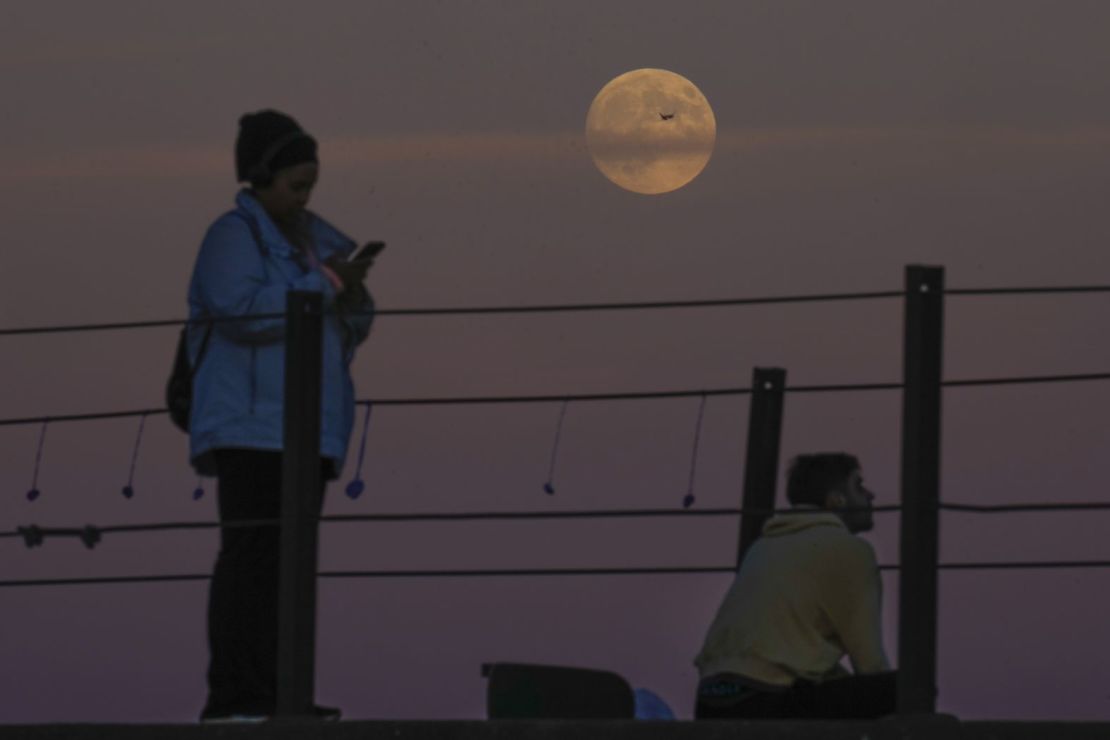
[
  {"left": 694, "top": 453, "right": 897, "bottom": 719},
  {"left": 186, "top": 110, "right": 376, "bottom": 722}
]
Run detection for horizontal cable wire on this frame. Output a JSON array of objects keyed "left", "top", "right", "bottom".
[
  {"left": 371, "top": 291, "right": 905, "bottom": 317},
  {"left": 941, "top": 501, "right": 1110, "bottom": 513},
  {"left": 0, "top": 518, "right": 273, "bottom": 539},
  {"left": 946, "top": 285, "right": 1110, "bottom": 296},
  {"left": 19, "top": 499, "right": 1110, "bottom": 547},
  {"left": 8, "top": 499, "right": 1109, "bottom": 550},
  {"left": 933, "top": 560, "right": 1110, "bottom": 571},
  {"left": 0, "top": 569, "right": 734, "bottom": 588},
  {"left": 0, "top": 313, "right": 285, "bottom": 337},
  {"left": 324, "top": 508, "right": 745, "bottom": 523},
  {"left": 4, "top": 369, "right": 1109, "bottom": 428},
  {"left": 942, "top": 372, "right": 1110, "bottom": 388},
  {"left": 0, "top": 511, "right": 738, "bottom": 542},
  {"left": 3, "top": 283, "right": 1109, "bottom": 339},
  {"left": 320, "top": 566, "right": 739, "bottom": 579},
  {"left": 0, "top": 388, "right": 749, "bottom": 427},
  {"left": 0, "top": 407, "right": 172, "bottom": 427},
  {"left": 0, "top": 573, "right": 211, "bottom": 588},
  {"left": 323, "top": 504, "right": 904, "bottom": 524},
  {"left": 0, "top": 506, "right": 905, "bottom": 544},
  {"left": 0, "top": 318, "right": 183, "bottom": 337},
  {"left": 0, "top": 290, "right": 907, "bottom": 338},
  {"left": 0, "top": 389, "right": 749, "bottom": 427},
  {"left": 4, "top": 559, "right": 1110, "bottom": 588},
  {"left": 10, "top": 498, "right": 1109, "bottom": 553},
  {"left": 784, "top": 382, "right": 902, "bottom": 394},
  {"left": 356, "top": 387, "right": 752, "bottom": 407},
  {"left": 789, "top": 372, "right": 1110, "bottom": 394}
]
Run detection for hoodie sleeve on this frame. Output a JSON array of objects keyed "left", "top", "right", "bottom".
[
  {"left": 824, "top": 538, "right": 891, "bottom": 675},
  {"left": 194, "top": 214, "right": 336, "bottom": 343}
]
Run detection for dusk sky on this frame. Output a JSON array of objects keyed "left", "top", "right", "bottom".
[{"left": 1, "top": 1, "right": 1109, "bottom": 723}]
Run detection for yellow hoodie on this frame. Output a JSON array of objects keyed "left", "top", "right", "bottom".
[{"left": 694, "top": 509, "right": 890, "bottom": 686}]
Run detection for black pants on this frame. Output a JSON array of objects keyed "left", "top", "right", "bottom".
[
  {"left": 695, "top": 671, "right": 898, "bottom": 720},
  {"left": 202, "top": 449, "right": 327, "bottom": 719}
]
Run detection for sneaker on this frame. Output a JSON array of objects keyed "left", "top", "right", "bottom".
[{"left": 313, "top": 704, "right": 342, "bottom": 721}]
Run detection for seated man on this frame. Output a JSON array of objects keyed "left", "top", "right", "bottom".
[{"left": 694, "top": 452, "right": 896, "bottom": 719}]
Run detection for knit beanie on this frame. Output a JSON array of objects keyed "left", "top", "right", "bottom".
[{"left": 235, "top": 110, "right": 318, "bottom": 184}]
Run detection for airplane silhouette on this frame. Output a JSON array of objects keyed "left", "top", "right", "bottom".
[{"left": 659, "top": 113, "right": 675, "bottom": 120}]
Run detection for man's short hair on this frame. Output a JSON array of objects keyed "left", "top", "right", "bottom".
[{"left": 785, "top": 453, "right": 860, "bottom": 507}]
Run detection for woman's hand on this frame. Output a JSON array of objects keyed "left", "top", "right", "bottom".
[
  {"left": 324, "top": 255, "right": 372, "bottom": 314},
  {"left": 325, "top": 254, "right": 373, "bottom": 293}
]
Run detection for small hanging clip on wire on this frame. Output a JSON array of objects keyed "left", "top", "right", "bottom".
[
  {"left": 18, "top": 525, "right": 44, "bottom": 548},
  {"left": 543, "top": 399, "right": 570, "bottom": 495},
  {"left": 79, "top": 526, "right": 101, "bottom": 550},
  {"left": 121, "top": 413, "right": 147, "bottom": 499},
  {"left": 682, "top": 394, "right": 708, "bottom": 509},
  {"left": 27, "top": 421, "right": 48, "bottom": 502},
  {"left": 345, "top": 403, "right": 373, "bottom": 500}
]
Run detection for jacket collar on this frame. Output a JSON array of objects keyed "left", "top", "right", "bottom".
[
  {"left": 234, "top": 189, "right": 355, "bottom": 261},
  {"left": 235, "top": 189, "right": 300, "bottom": 259}
]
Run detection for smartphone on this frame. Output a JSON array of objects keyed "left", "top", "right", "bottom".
[{"left": 350, "top": 241, "right": 386, "bottom": 262}]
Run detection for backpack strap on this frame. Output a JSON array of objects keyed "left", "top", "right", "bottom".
[{"left": 191, "top": 210, "right": 265, "bottom": 373}]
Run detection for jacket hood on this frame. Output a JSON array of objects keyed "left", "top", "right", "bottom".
[{"left": 761, "top": 508, "right": 847, "bottom": 537}]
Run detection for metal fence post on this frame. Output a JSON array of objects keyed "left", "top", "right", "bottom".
[
  {"left": 276, "top": 291, "right": 324, "bottom": 718},
  {"left": 737, "top": 367, "right": 786, "bottom": 566},
  {"left": 897, "top": 265, "right": 945, "bottom": 715}
]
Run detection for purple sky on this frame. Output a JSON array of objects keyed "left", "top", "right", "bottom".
[{"left": 1, "top": 0, "right": 1109, "bottom": 723}]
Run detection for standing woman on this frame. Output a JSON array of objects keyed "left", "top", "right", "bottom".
[{"left": 186, "top": 110, "right": 375, "bottom": 722}]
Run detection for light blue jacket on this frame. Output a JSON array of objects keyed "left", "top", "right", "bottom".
[{"left": 186, "top": 190, "right": 374, "bottom": 477}]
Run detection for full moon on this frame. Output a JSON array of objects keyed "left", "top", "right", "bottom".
[{"left": 585, "top": 68, "right": 716, "bottom": 195}]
